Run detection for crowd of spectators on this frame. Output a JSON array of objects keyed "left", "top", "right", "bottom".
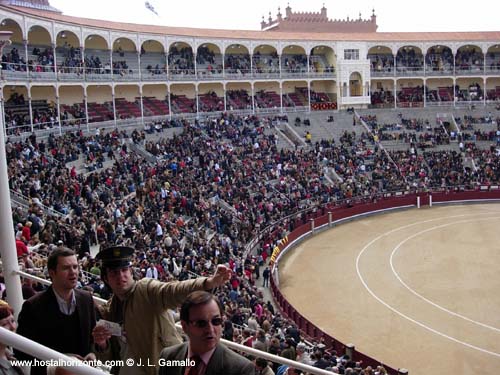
[
  {"left": 281, "top": 54, "right": 308, "bottom": 74},
  {"left": 253, "top": 51, "right": 280, "bottom": 75},
  {"left": 83, "top": 53, "right": 111, "bottom": 75},
  {"left": 1, "top": 45, "right": 27, "bottom": 72},
  {"left": 486, "top": 52, "right": 500, "bottom": 71},
  {"left": 456, "top": 83, "right": 484, "bottom": 102},
  {"left": 4, "top": 96, "right": 60, "bottom": 135},
  {"left": 226, "top": 89, "right": 253, "bottom": 110},
  {"left": 225, "top": 54, "right": 251, "bottom": 75},
  {"left": 196, "top": 46, "right": 217, "bottom": 66},
  {"left": 455, "top": 48, "right": 484, "bottom": 71},
  {"left": 370, "top": 88, "right": 394, "bottom": 106},
  {"left": 57, "top": 44, "right": 83, "bottom": 75},
  {"left": 363, "top": 113, "right": 452, "bottom": 149},
  {"left": 395, "top": 48, "right": 423, "bottom": 72},
  {"left": 168, "top": 46, "right": 195, "bottom": 75},
  {"left": 144, "top": 62, "right": 166, "bottom": 76},
  {"left": 397, "top": 86, "right": 424, "bottom": 104},
  {"left": 368, "top": 53, "right": 394, "bottom": 73},
  {"left": 4, "top": 108, "right": 500, "bottom": 374},
  {"left": 425, "top": 47, "right": 453, "bottom": 72},
  {"left": 196, "top": 46, "right": 223, "bottom": 76},
  {"left": 29, "top": 46, "right": 54, "bottom": 73},
  {"left": 4, "top": 117, "right": 348, "bottom": 371}
]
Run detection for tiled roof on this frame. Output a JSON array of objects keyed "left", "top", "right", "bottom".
[{"left": 4, "top": 5, "right": 500, "bottom": 42}]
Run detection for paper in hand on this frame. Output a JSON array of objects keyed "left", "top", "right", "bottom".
[{"left": 97, "top": 319, "right": 122, "bottom": 336}]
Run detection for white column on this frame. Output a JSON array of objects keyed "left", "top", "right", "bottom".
[
  {"left": 56, "top": 94, "right": 62, "bottom": 135},
  {"left": 28, "top": 93, "right": 33, "bottom": 132},
  {"left": 137, "top": 50, "right": 142, "bottom": 81},
  {"left": 453, "top": 78, "right": 456, "bottom": 107},
  {"left": 423, "top": 82, "right": 426, "bottom": 108},
  {"left": 24, "top": 39, "right": 29, "bottom": 80},
  {"left": 109, "top": 48, "right": 113, "bottom": 79},
  {"left": 394, "top": 80, "right": 397, "bottom": 109},
  {"left": 165, "top": 52, "right": 169, "bottom": 79},
  {"left": 111, "top": 88, "right": 117, "bottom": 127},
  {"left": 251, "top": 84, "right": 255, "bottom": 114},
  {"left": 423, "top": 53, "right": 426, "bottom": 76},
  {"left": 167, "top": 88, "right": 172, "bottom": 119},
  {"left": 193, "top": 53, "right": 197, "bottom": 78},
  {"left": 483, "top": 78, "right": 486, "bottom": 107},
  {"left": 84, "top": 91, "right": 90, "bottom": 133},
  {"left": 453, "top": 52, "right": 456, "bottom": 75},
  {"left": 139, "top": 86, "right": 144, "bottom": 126},
  {"left": 195, "top": 86, "right": 199, "bottom": 114},
  {"left": 0, "top": 35, "right": 23, "bottom": 317},
  {"left": 52, "top": 43, "right": 57, "bottom": 79},
  {"left": 221, "top": 53, "right": 225, "bottom": 78},
  {"left": 278, "top": 54, "right": 282, "bottom": 79},
  {"left": 336, "top": 83, "right": 341, "bottom": 108},
  {"left": 223, "top": 83, "right": 227, "bottom": 112},
  {"left": 250, "top": 53, "right": 253, "bottom": 79},
  {"left": 308, "top": 81, "right": 311, "bottom": 110},
  {"left": 81, "top": 45, "right": 86, "bottom": 80},
  {"left": 279, "top": 82, "right": 283, "bottom": 113}
]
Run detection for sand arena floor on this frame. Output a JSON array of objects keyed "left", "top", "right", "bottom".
[{"left": 278, "top": 204, "right": 500, "bottom": 375}]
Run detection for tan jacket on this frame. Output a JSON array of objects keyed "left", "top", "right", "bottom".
[{"left": 98, "top": 277, "right": 207, "bottom": 375}]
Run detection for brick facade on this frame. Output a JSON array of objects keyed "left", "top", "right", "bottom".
[{"left": 261, "top": 5, "right": 377, "bottom": 33}]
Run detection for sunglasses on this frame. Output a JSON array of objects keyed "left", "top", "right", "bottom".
[{"left": 189, "top": 317, "right": 223, "bottom": 328}]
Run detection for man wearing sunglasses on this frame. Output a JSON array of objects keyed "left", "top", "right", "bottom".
[{"left": 159, "top": 290, "right": 255, "bottom": 375}]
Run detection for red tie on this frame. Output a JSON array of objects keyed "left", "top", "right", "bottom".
[{"left": 186, "top": 355, "right": 202, "bottom": 375}]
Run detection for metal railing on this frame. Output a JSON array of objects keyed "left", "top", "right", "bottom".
[
  {"left": 0, "top": 328, "right": 107, "bottom": 375},
  {"left": 9, "top": 190, "right": 66, "bottom": 218}
]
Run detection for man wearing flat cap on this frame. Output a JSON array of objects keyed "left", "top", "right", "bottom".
[{"left": 92, "top": 246, "right": 232, "bottom": 375}]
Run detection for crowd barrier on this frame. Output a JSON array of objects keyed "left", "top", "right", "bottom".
[{"left": 269, "top": 189, "right": 500, "bottom": 375}]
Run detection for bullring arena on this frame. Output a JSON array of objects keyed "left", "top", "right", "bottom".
[
  {"left": 277, "top": 203, "right": 500, "bottom": 375},
  {"left": 0, "top": 1, "right": 500, "bottom": 375}
]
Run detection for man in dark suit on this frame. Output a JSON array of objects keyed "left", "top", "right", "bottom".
[
  {"left": 159, "top": 291, "right": 254, "bottom": 375},
  {"left": 15, "top": 247, "right": 97, "bottom": 375}
]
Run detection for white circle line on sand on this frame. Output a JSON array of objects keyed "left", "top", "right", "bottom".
[
  {"left": 355, "top": 211, "right": 500, "bottom": 358},
  {"left": 389, "top": 216, "right": 500, "bottom": 333}
]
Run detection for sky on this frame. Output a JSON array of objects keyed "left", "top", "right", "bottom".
[{"left": 48, "top": 0, "right": 500, "bottom": 33}]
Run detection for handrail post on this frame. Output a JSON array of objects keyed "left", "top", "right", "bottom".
[
  {"left": 310, "top": 218, "right": 315, "bottom": 234},
  {"left": 0, "top": 32, "right": 23, "bottom": 318}
]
